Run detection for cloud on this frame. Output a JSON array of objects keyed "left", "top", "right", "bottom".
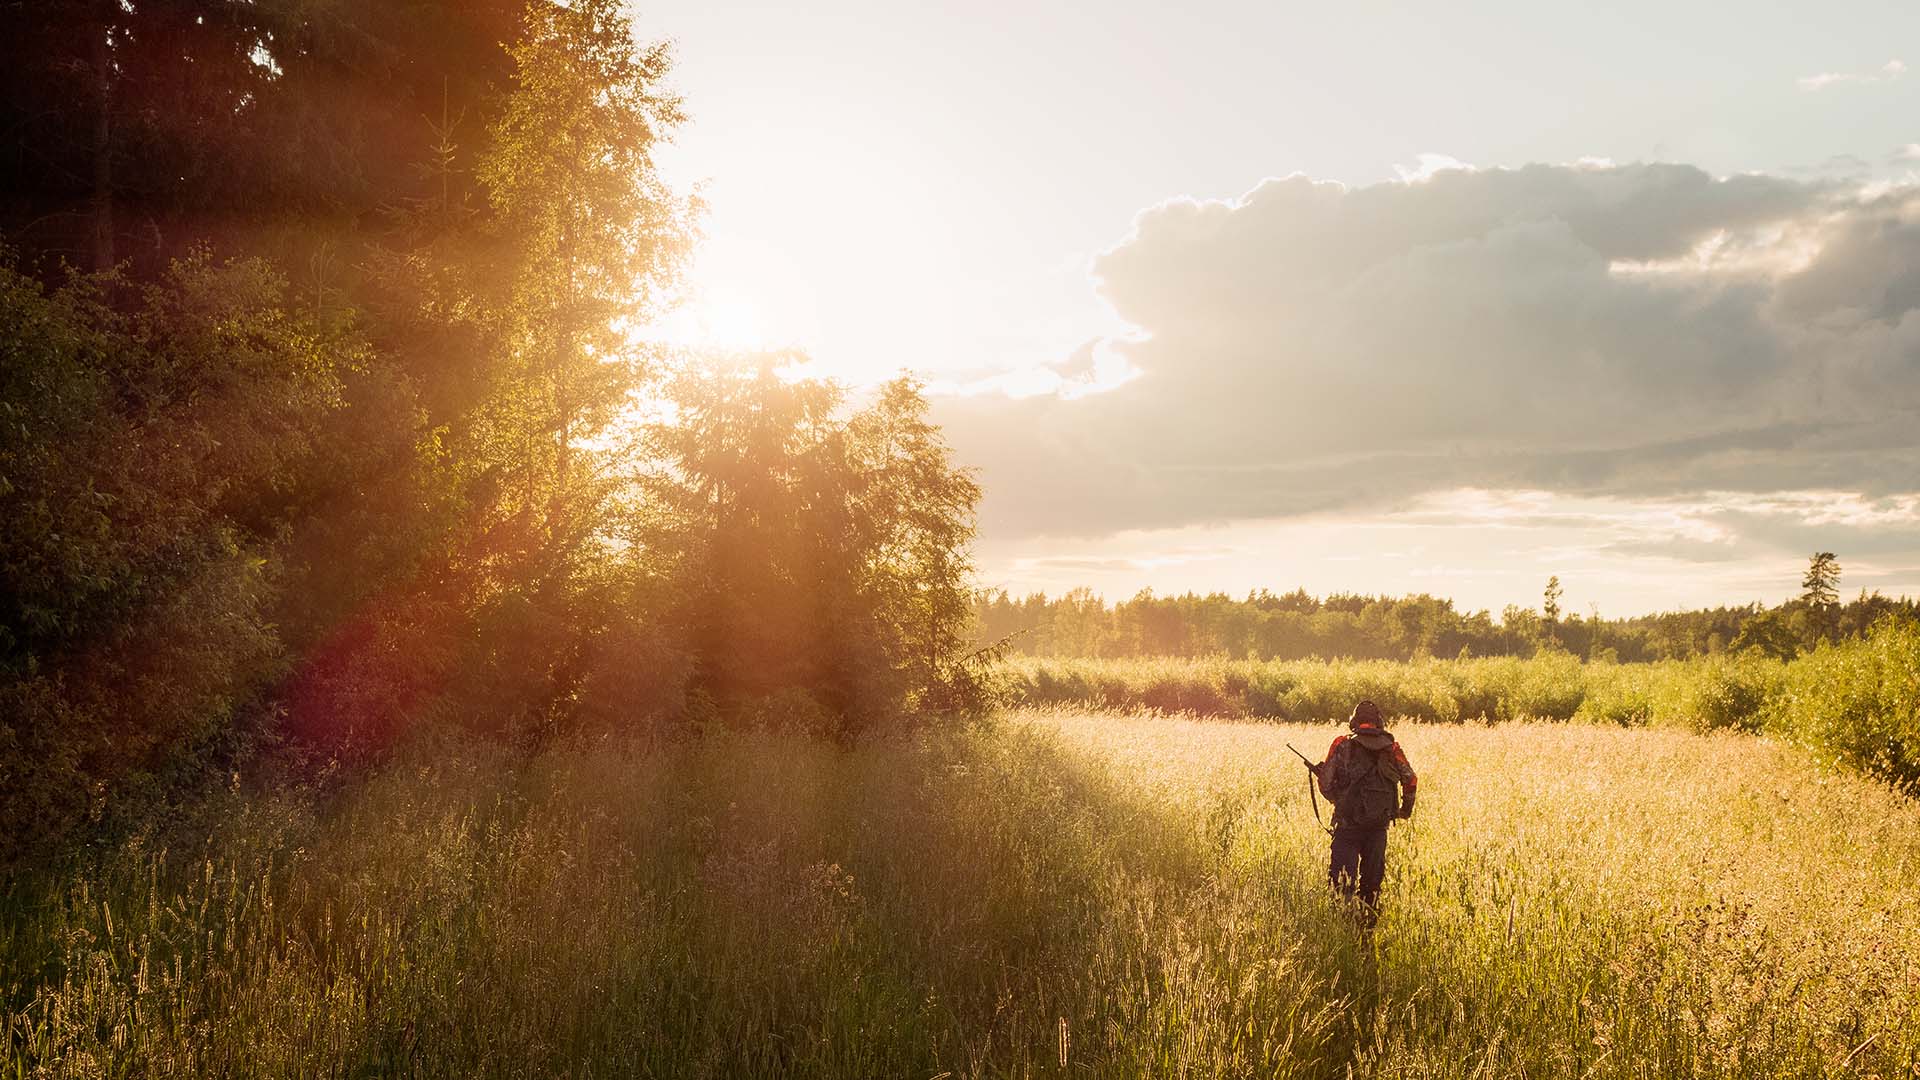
[
  {"left": 1798, "top": 59, "right": 1905, "bottom": 91},
  {"left": 926, "top": 336, "right": 1140, "bottom": 400},
  {"left": 933, "top": 161, "right": 1920, "bottom": 542},
  {"left": 1402, "top": 489, "right": 1920, "bottom": 566},
  {"left": 1393, "top": 153, "right": 1474, "bottom": 183},
  {"left": 1782, "top": 153, "right": 1872, "bottom": 179},
  {"left": 1008, "top": 546, "right": 1240, "bottom": 576}
]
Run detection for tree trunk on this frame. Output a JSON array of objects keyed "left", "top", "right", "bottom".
[{"left": 89, "top": 5, "right": 114, "bottom": 273}]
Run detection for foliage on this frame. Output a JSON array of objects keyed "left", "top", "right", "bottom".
[
  {"left": 1802, "top": 551, "right": 1841, "bottom": 611},
  {"left": 977, "top": 583, "right": 1919, "bottom": 663},
  {"left": 0, "top": 252, "right": 360, "bottom": 864},
  {"left": 1005, "top": 652, "right": 1690, "bottom": 725},
  {"left": 1000, "top": 615, "right": 1920, "bottom": 791},
  {"left": 1762, "top": 616, "right": 1920, "bottom": 793},
  {"left": 640, "top": 364, "right": 986, "bottom": 738},
  {"left": 1541, "top": 574, "right": 1563, "bottom": 648},
  {"left": 0, "top": 0, "right": 523, "bottom": 278},
  {"left": 1729, "top": 606, "right": 1801, "bottom": 661},
  {"left": 1801, "top": 551, "right": 1841, "bottom": 645},
  {"left": 1675, "top": 655, "right": 1782, "bottom": 734},
  {"left": 0, "top": 0, "right": 550, "bottom": 857},
  {"left": 0, "top": 0, "right": 985, "bottom": 865},
  {"left": 472, "top": 0, "right": 689, "bottom": 540},
  {"left": 2, "top": 715, "right": 1914, "bottom": 1077},
  {"left": 312, "top": 0, "right": 698, "bottom": 752}
]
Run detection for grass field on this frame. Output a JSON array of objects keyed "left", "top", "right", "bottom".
[{"left": 4, "top": 711, "right": 1918, "bottom": 1078}]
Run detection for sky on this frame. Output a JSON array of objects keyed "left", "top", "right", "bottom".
[{"left": 635, "top": 0, "right": 1920, "bottom": 617}]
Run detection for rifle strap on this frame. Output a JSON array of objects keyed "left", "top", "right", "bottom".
[{"left": 1305, "top": 766, "right": 1332, "bottom": 836}]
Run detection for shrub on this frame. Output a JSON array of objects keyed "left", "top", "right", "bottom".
[
  {"left": 1680, "top": 656, "right": 1782, "bottom": 734},
  {"left": 0, "top": 256, "right": 347, "bottom": 863},
  {"left": 1574, "top": 662, "right": 1656, "bottom": 726},
  {"left": 1762, "top": 617, "right": 1920, "bottom": 792}
]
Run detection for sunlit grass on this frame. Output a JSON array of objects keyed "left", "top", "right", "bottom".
[
  {"left": 4, "top": 712, "right": 1916, "bottom": 1077},
  {"left": 1043, "top": 710, "right": 1920, "bottom": 1078}
]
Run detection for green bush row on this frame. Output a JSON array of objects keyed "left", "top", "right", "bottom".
[
  {"left": 999, "top": 617, "right": 1920, "bottom": 792},
  {"left": 1010, "top": 652, "right": 1660, "bottom": 725}
]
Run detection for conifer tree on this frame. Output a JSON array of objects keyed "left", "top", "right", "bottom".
[{"left": 1802, "top": 551, "right": 1840, "bottom": 644}]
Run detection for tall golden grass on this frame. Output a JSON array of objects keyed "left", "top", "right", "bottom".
[{"left": 4, "top": 710, "right": 1916, "bottom": 1077}]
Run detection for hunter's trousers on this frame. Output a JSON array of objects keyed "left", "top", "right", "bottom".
[{"left": 1328, "top": 825, "right": 1388, "bottom": 924}]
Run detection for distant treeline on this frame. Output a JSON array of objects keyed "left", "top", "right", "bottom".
[{"left": 975, "top": 583, "right": 1919, "bottom": 662}]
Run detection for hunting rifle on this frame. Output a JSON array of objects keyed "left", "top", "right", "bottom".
[{"left": 1286, "top": 743, "right": 1333, "bottom": 836}]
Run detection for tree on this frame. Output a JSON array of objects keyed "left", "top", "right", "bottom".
[
  {"left": 476, "top": 0, "right": 689, "bottom": 539},
  {"left": 641, "top": 365, "right": 983, "bottom": 738},
  {"left": 846, "top": 377, "right": 984, "bottom": 713},
  {"left": 351, "top": 0, "right": 696, "bottom": 744},
  {"left": 0, "top": 250, "right": 358, "bottom": 860},
  {"left": 1802, "top": 552, "right": 1840, "bottom": 644},
  {"left": 1732, "top": 608, "right": 1800, "bottom": 660},
  {"left": 0, "top": 1, "right": 266, "bottom": 276},
  {"left": 1541, "top": 576, "right": 1563, "bottom": 647},
  {"left": 0, "top": 1, "right": 524, "bottom": 284}
]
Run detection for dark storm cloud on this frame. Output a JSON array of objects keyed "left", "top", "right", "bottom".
[{"left": 934, "top": 162, "right": 1920, "bottom": 540}]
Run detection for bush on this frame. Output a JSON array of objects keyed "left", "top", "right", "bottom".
[
  {"left": 1573, "top": 662, "right": 1656, "bottom": 726},
  {"left": 1680, "top": 656, "right": 1781, "bottom": 734},
  {"left": 1, "top": 256, "right": 348, "bottom": 864},
  {"left": 1762, "top": 617, "right": 1920, "bottom": 792}
]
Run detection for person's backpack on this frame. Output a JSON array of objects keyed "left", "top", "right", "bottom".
[{"left": 1329, "top": 738, "right": 1402, "bottom": 830}]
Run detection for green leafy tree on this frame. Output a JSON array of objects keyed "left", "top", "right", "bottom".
[
  {"left": 346, "top": 0, "right": 695, "bottom": 745},
  {"left": 476, "top": 0, "right": 689, "bottom": 542},
  {"left": 0, "top": 1, "right": 523, "bottom": 281},
  {"left": 0, "top": 251, "right": 355, "bottom": 860},
  {"left": 1731, "top": 608, "right": 1799, "bottom": 660},
  {"left": 846, "top": 378, "right": 984, "bottom": 713},
  {"left": 642, "top": 364, "right": 983, "bottom": 738},
  {"left": 1501, "top": 605, "right": 1540, "bottom": 655}
]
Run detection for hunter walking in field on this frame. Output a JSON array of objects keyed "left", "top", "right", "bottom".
[{"left": 1314, "top": 701, "right": 1417, "bottom": 927}]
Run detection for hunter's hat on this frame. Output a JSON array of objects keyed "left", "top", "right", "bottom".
[{"left": 1348, "top": 699, "right": 1385, "bottom": 732}]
